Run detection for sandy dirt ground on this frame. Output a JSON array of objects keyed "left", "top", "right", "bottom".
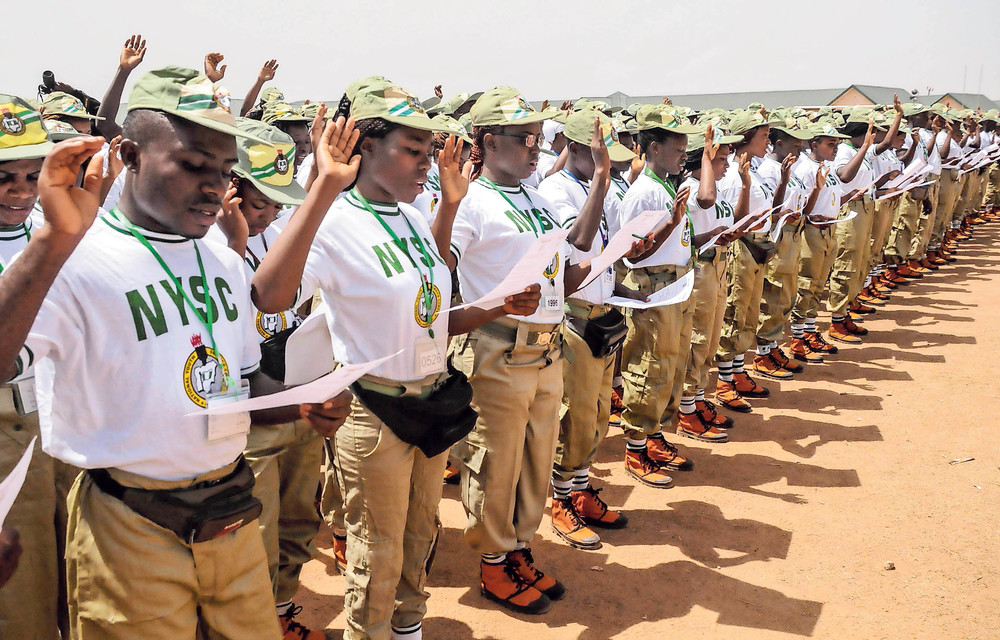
[{"left": 295, "top": 223, "right": 1000, "bottom": 640}]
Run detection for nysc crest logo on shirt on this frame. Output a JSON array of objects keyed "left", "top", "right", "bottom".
[
  {"left": 256, "top": 310, "right": 288, "bottom": 339},
  {"left": 0, "top": 109, "right": 25, "bottom": 136},
  {"left": 414, "top": 284, "right": 442, "bottom": 328},
  {"left": 183, "top": 333, "right": 231, "bottom": 408},
  {"left": 680, "top": 223, "right": 691, "bottom": 247}
]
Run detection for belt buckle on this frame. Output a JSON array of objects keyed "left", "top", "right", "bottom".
[{"left": 535, "top": 332, "right": 552, "bottom": 346}]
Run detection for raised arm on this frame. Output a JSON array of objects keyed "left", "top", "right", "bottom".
[
  {"left": 241, "top": 60, "right": 279, "bottom": 117},
  {"left": 95, "top": 34, "right": 146, "bottom": 139},
  {"left": 566, "top": 116, "right": 611, "bottom": 251}
]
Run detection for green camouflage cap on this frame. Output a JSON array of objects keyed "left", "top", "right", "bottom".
[
  {"left": 563, "top": 109, "right": 635, "bottom": 163},
  {"left": 633, "top": 104, "right": 701, "bottom": 134},
  {"left": 259, "top": 87, "right": 284, "bottom": 104},
  {"left": 351, "top": 85, "right": 452, "bottom": 134},
  {"left": 687, "top": 124, "right": 744, "bottom": 152},
  {"left": 126, "top": 66, "right": 265, "bottom": 142},
  {"left": 769, "top": 109, "right": 815, "bottom": 140},
  {"left": 296, "top": 102, "right": 333, "bottom": 120},
  {"left": 727, "top": 109, "right": 781, "bottom": 136},
  {"left": 844, "top": 107, "right": 875, "bottom": 124},
  {"left": 43, "top": 118, "right": 87, "bottom": 141},
  {"left": 41, "top": 91, "right": 103, "bottom": 121},
  {"left": 0, "top": 94, "right": 54, "bottom": 161},
  {"left": 811, "top": 119, "right": 851, "bottom": 139},
  {"left": 232, "top": 117, "right": 307, "bottom": 206},
  {"left": 430, "top": 114, "right": 473, "bottom": 144},
  {"left": 458, "top": 113, "right": 473, "bottom": 133},
  {"left": 470, "top": 87, "right": 553, "bottom": 127},
  {"left": 422, "top": 96, "right": 443, "bottom": 114},
  {"left": 440, "top": 91, "right": 484, "bottom": 116},
  {"left": 262, "top": 101, "right": 311, "bottom": 125},
  {"left": 345, "top": 76, "right": 393, "bottom": 103},
  {"left": 572, "top": 98, "right": 608, "bottom": 112},
  {"left": 982, "top": 109, "right": 999, "bottom": 122},
  {"left": 621, "top": 103, "right": 643, "bottom": 117},
  {"left": 902, "top": 102, "right": 929, "bottom": 117}
]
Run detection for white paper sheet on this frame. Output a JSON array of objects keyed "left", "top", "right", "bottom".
[
  {"left": 0, "top": 436, "right": 35, "bottom": 529},
  {"left": 605, "top": 268, "right": 695, "bottom": 309},
  {"left": 882, "top": 158, "right": 926, "bottom": 191},
  {"left": 577, "top": 210, "right": 664, "bottom": 289},
  {"left": 283, "top": 308, "right": 335, "bottom": 386},
  {"left": 769, "top": 210, "right": 801, "bottom": 242},
  {"left": 811, "top": 208, "right": 860, "bottom": 226},
  {"left": 186, "top": 351, "right": 403, "bottom": 416},
  {"left": 697, "top": 206, "right": 778, "bottom": 254},
  {"left": 876, "top": 178, "right": 934, "bottom": 201},
  {"left": 451, "top": 229, "right": 570, "bottom": 311}
]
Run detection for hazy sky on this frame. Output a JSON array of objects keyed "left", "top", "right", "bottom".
[{"left": 10, "top": 0, "right": 1000, "bottom": 107}]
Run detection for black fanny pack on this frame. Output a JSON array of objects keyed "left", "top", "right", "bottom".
[
  {"left": 739, "top": 236, "right": 778, "bottom": 265},
  {"left": 88, "top": 457, "right": 262, "bottom": 544},
  {"left": 566, "top": 308, "right": 628, "bottom": 358},
  {"left": 350, "top": 360, "right": 478, "bottom": 458},
  {"left": 259, "top": 326, "right": 297, "bottom": 383}
]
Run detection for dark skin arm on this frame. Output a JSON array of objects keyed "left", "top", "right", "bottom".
[
  {"left": 802, "top": 164, "right": 830, "bottom": 219},
  {"left": 875, "top": 94, "right": 904, "bottom": 155},
  {"left": 431, "top": 135, "right": 471, "bottom": 264},
  {"left": 246, "top": 370, "right": 351, "bottom": 437},
  {"left": 898, "top": 130, "right": 920, "bottom": 165},
  {"left": 771, "top": 153, "right": 796, "bottom": 210},
  {"left": 732, "top": 153, "right": 752, "bottom": 222},
  {"left": 695, "top": 125, "right": 718, "bottom": 210},
  {"left": 241, "top": 60, "right": 279, "bottom": 117},
  {"left": 566, "top": 117, "right": 611, "bottom": 251},
  {"left": 836, "top": 121, "right": 876, "bottom": 183},
  {"left": 628, "top": 185, "right": 692, "bottom": 263},
  {"left": 95, "top": 35, "right": 146, "bottom": 139}
]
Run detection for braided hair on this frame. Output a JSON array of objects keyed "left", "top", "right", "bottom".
[{"left": 469, "top": 124, "right": 501, "bottom": 181}]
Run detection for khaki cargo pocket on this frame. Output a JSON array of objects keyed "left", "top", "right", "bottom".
[{"left": 459, "top": 442, "right": 487, "bottom": 520}]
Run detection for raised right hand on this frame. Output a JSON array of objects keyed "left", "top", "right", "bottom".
[{"left": 37, "top": 137, "right": 105, "bottom": 238}]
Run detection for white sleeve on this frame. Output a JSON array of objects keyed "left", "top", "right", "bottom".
[{"left": 450, "top": 199, "right": 480, "bottom": 262}]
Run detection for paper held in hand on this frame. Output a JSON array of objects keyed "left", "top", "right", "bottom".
[
  {"left": 577, "top": 209, "right": 664, "bottom": 289},
  {"left": 882, "top": 158, "right": 927, "bottom": 191},
  {"left": 451, "top": 229, "right": 570, "bottom": 311},
  {"left": 605, "top": 268, "right": 695, "bottom": 310},
  {"left": 186, "top": 351, "right": 403, "bottom": 417},
  {"left": 769, "top": 210, "right": 801, "bottom": 242},
  {"left": 698, "top": 206, "right": 778, "bottom": 254},
  {"left": 0, "top": 436, "right": 35, "bottom": 528},
  {"left": 811, "top": 208, "right": 859, "bottom": 226}
]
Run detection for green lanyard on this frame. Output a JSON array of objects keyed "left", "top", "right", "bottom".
[
  {"left": 350, "top": 189, "right": 438, "bottom": 339},
  {"left": 0, "top": 222, "right": 30, "bottom": 275},
  {"left": 110, "top": 208, "right": 231, "bottom": 388},
  {"left": 478, "top": 176, "right": 540, "bottom": 237},
  {"left": 645, "top": 167, "right": 696, "bottom": 262}
]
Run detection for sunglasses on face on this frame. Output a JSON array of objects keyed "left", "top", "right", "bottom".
[{"left": 494, "top": 132, "right": 543, "bottom": 148}]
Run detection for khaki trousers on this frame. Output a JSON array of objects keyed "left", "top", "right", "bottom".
[
  {"left": 986, "top": 165, "right": 1000, "bottom": 208},
  {"left": 717, "top": 240, "right": 765, "bottom": 361},
  {"left": 911, "top": 181, "right": 941, "bottom": 258},
  {"left": 334, "top": 399, "right": 447, "bottom": 640},
  {"left": 683, "top": 252, "right": 727, "bottom": 395},
  {"left": 884, "top": 188, "right": 925, "bottom": 265},
  {"left": 619, "top": 266, "right": 694, "bottom": 438},
  {"left": 245, "top": 419, "right": 323, "bottom": 604},
  {"left": 869, "top": 198, "right": 899, "bottom": 267},
  {"left": 757, "top": 226, "right": 803, "bottom": 345},
  {"left": 66, "top": 462, "right": 280, "bottom": 640},
  {"left": 792, "top": 224, "right": 837, "bottom": 322},
  {"left": 320, "top": 438, "right": 346, "bottom": 536},
  {"left": 554, "top": 313, "right": 615, "bottom": 481},
  {"left": 454, "top": 324, "right": 563, "bottom": 555},
  {"left": 955, "top": 171, "right": 981, "bottom": 224},
  {"left": 828, "top": 197, "right": 876, "bottom": 315},
  {"left": 0, "top": 393, "right": 77, "bottom": 640},
  {"left": 933, "top": 169, "right": 963, "bottom": 245}
]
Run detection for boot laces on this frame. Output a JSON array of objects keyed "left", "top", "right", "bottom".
[
  {"left": 280, "top": 605, "right": 313, "bottom": 640},
  {"left": 513, "top": 548, "right": 544, "bottom": 582}
]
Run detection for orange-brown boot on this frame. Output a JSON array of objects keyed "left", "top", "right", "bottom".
[
  {"left": 480, "top": 558, "right": 551, "bottom": 614},
  {"left": 696, "top": 398, "right": 735, "bottom": 428},
  {"left": 733, "top": 371, "right": 770, "bottom": 398},
  {"left": 507, "top": 548, "right": 566, "bottom": 601},
  {"left": 646, "top": 433, "right": 694, "bottom": 470},
  {"left": 625, "top": 448, "right": 674, "bottom": 487},
  {"left": 753, "top": 352, "right": 793, "bottom": 380},
  {"left": 550, "top": 497, "right": 602, "bottom": 550},
  {"left": 897, "top": 263, "right": 923, "bottom": 279},
  {"left": 828, "top": 320, "right": 862, "bottom": 344},
  {"left": 805, "top": 330, "right": 839, "bottom": 354},
  {"left": 332, "top": 533, "right": 347, "bottom": 575},
  {"left": 919, "top": 256, "right": 939, "bottom": 270},
  {"left": 279, "top": 604, "right": 326, "bottom": 640},
  {"left": 676, "top": 412, "right": 728, "bottom": 442},
  {"left": 572, "top": 485, "right": 628, "bottom": 529},
  {"left": 443, "top": 459, "right": 461, "bottom": 484},
  {"left": 790, "top": 337, "right": 823, "bottom": 363},
  {"left": 770, "top": 346, "right": 804, "bottom": 373},
  {"left": 716, "top": 379, "right": 753, "bottom": 413}
]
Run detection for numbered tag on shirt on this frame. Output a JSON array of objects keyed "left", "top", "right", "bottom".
[
  {"left": 206, "top": 379, "right": 251, "bottom": 442},
  {"left": 414, "top": 335, "right": 444, "bottom": 377},
  {"left": 12, "top": 377, "right": 38, "bottom": 416},
  {"left": 542, "top": 295, "right": 562, "bottom": 314},
  {"left": 602, "top": 268, "right": 615, "bottom": 288}
]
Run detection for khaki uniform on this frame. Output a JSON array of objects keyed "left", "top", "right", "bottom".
[
  {"left": 985, "top": 164, "right": 1000, "bottom": 207},
  {"left": 869, "top": 197, "right": 900, "bottom": 268},
  {"left": 334, "top": 397, "right": 447, "bottom": 640},
  {"left": 320, "top": 439, "right": 346, "bottom": 536},
  {"left": 717, "top": 238, "right": 766, "bottom": 360},
  {"left": 684, "top": 251, "right": 727, "bottom": 395},
  {"left": 828, "top": 196, "right": 875, "bottom": 315},
  {"left": 0, "top": 386, "right": 78, "bottom": 640},
  {"left": 66, "top": 462, "right": 280, "bottom": 640},
  {"left": 619, "top": 265, "right": 694, "bottom": 437},
  {"left": 954, "top": 170, "right": 981, "bottom": 225},
  {"left": 757, "top": 225, "right": 803, "bottom": 345},
  {"left": 554, "top": 302, "right": 615, "bottom": 481},
  {"left": 792, "top": 223, "right": 837, "bottom": 322},
  {"left": 932, "top": 168, "right": 963, "bottom": 245},
  {"left": 883, "top": 186, "right": 929, "bottom": 264},
  {"left": 454, "top": 319, "right": 563, "bottom": 554},
  {"left": 245, "top": 419, "right": 323, "bottom": 604},
  {"left": 910, "top": 181, "right": 941, "bottom": 258}
]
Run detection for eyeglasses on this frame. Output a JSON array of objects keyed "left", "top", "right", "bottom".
[{"left": 494, "top": 132, "right": 543, "bottom": 148}]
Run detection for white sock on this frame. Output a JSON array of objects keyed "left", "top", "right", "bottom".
[
  {"left": 275, "top": 601, "right": 293, "bottom": 616},
  {"left": 572, "top": 469, "right": 590, "bottom": 492},
  {"left": 392, "top": 623, "right": 422, "bottom": 640},
  {"left": 733, "top": 355, "right": 745, "bottom": 374},
  {"left": 551, "top": 477, "right": 572, "bottom": 500},
  {"left": 680, "top": 396, "right": 696, "bottom": 414}
]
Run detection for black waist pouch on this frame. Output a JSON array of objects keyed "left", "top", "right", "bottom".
[
  {"left": 259, "top": 326, "right": 297, "bottom": 383},
  {"left": 739, "top": 236, "right": 778, "bottom": 265},
  {"left": 350, "top": 360, "right": 478, "bottom": 458},
  {"left": 88, "top": 457, "right": 262, "bottom": 544},
  {"left": 566, "top": 308, "right": 628, "bottom": 358}
]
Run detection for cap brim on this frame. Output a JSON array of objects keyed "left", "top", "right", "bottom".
[
  {"left": 472, "top": 110, "right": 554, "bottom": 128},
  {"left": 47, "top": 113, "right": 104, "bottom": 122},
  {"left": 383, "top": 115, "right": 455, "bottom": 134},
  {"left": 0, "top": 141, "right": 55, "bottom": 162},
  {"left": 142, "top": 107, "right": 271, "bottom": 144},
  {"left": 714, "top": 134, "right": 745, "bottom": 145},
  {"left": 774, "top": 127, "right": 814, "bottom": 141},
  {"left": 816, "top": 131, "right": 851, "bottom": 139},
  {"left": 608, "top": 143, "right": 637, "bottom": 163},
  {"left": 641, "top": 122, "right": 702, "bottom": 135},
  {"left": 48, "top": 130, "right": 88, "bottom": 142},
  {"left": 234, "top": 168, "right": 307, "bottom": 206}
]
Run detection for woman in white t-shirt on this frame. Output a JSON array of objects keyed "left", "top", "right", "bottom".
[{"left": 252, "top": 84, "right": 538, "bottom": 640}]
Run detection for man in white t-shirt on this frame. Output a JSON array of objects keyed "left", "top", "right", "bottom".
[
  {"left": 0, "top": 67, "right": 350, "bottom": 640},
  {"left": 538, "top": 109, "right": 637, "bottom": 550}
]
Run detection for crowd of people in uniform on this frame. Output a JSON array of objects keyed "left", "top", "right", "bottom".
[{"left": 2, "top": 35, "right": 999, "bottom": 640}]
